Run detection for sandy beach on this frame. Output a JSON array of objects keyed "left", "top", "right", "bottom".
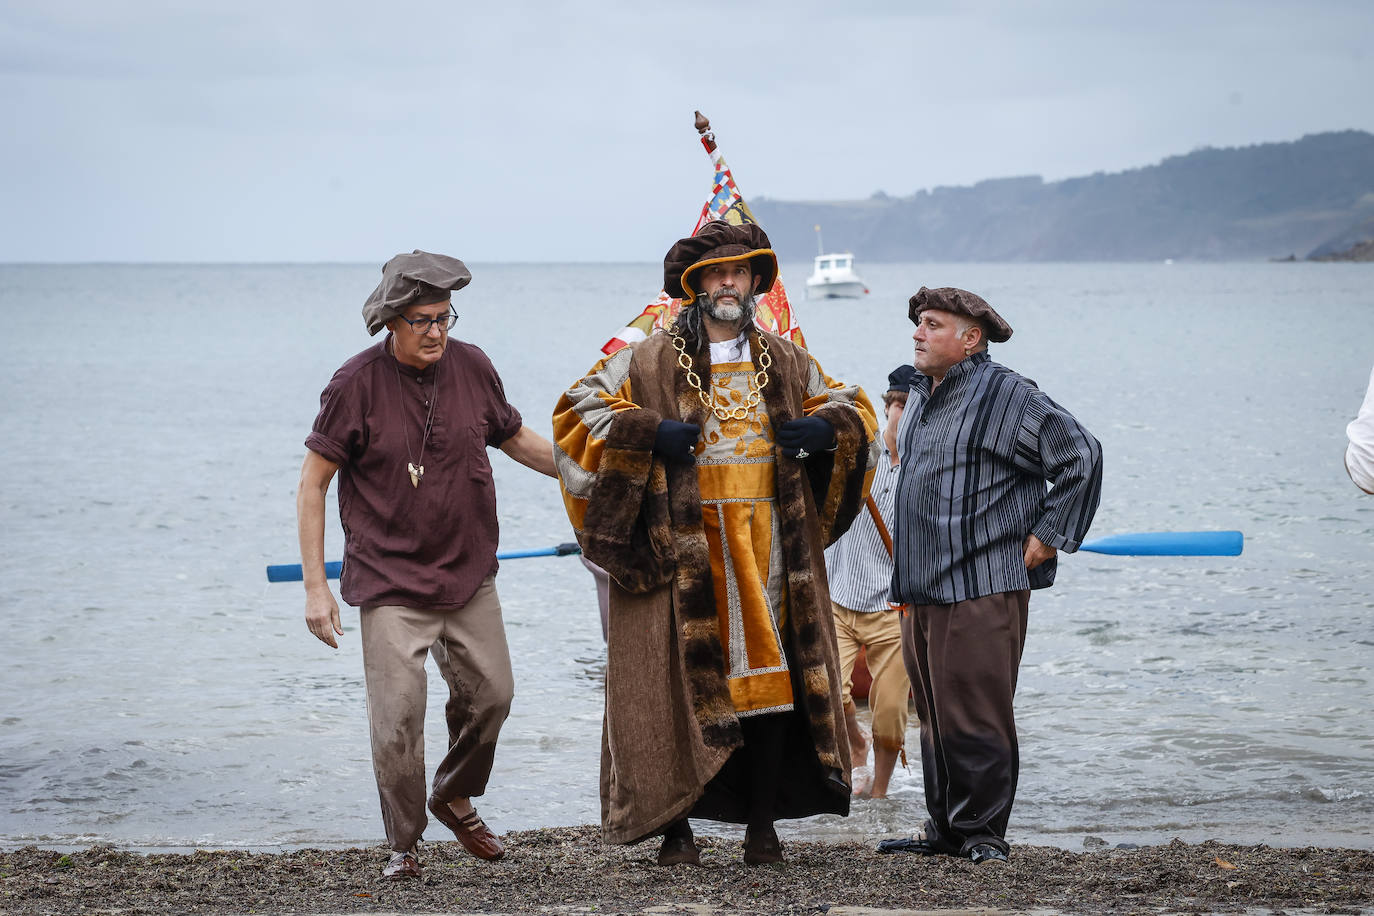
[{"left": 3, "top": 825, "right": 1372, "bottom": 915}]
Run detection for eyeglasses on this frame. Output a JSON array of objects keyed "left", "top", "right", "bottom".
[{"left": 399, "top": 309, "right": 458, "bottom": 335}]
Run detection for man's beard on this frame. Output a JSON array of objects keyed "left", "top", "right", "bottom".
[{"left": 703, "top": 287, "right": 757, "bottom": 327}]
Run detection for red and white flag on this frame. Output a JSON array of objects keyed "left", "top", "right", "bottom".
[{"left": 602, "top": 116, "right": 806, "bottom": 355}]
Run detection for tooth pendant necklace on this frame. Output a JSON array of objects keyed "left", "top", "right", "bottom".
[{"left": 395, "top": 360, "right": 439, "bottom": 488}]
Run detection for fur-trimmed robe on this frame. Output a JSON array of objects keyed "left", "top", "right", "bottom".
[{"left": 553, "top": 327, "right": 878, "bottom": 844}]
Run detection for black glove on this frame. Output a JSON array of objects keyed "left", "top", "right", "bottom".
[
  {"left": 776, "top": 416, "right": 834, "bottom": 459},
  {"left": 653, "top": 419, "right": 702, "bottom": 465}
]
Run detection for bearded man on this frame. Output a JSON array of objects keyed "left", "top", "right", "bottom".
[{"left": 553, "top": 221, "right": 878, "bottom": 865}]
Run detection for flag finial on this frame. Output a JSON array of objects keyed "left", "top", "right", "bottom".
[{"left": 694, "top": 111, "right": 716, "bottom": 153}]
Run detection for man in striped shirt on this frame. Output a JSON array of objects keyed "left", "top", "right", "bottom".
[
  {"left": 879, "top": 287, "right": 1103, "bottom": 865},
  {"left": 824, "top": 365, "right": 917, "bottom": 800}
]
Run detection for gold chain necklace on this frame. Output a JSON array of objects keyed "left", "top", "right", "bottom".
[{"left": 672, "top": 332, "right": 772, "bottom": 421}]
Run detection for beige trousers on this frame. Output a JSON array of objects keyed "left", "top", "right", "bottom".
[
  {"left": 360, "top": 576, "right": 513, "bottom": 852},
  {"left": 832, "top": 602, "right": 911, "bottom": 753}
]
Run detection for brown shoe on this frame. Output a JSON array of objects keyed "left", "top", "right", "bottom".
[
  {"left": 428, "top": 796, "right": 505, "bottom": 861},
  {"left": 382, "top": 849, "right": 422, "bottom": 880},
  {"left": 657, "top": 834, "right": 701, "bottom": 866},
  {"left": 743, "top": 825, "right": 784, "bottom": 865}
]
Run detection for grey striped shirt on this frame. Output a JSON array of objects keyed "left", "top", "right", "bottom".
[
  {"left": 891, "top": 351, "right": 1103, "bottom": 605},
  {"left": 824, "top": 450, "right": 899, "bottom": 612}
]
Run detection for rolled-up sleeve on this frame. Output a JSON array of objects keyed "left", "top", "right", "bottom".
[{"left": 305, "top": 374, "right": 363, "bottom": 465}]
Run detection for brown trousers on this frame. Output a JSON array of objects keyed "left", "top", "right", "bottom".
[
  {"left": 900, "top": 590, "right": 1029, "bottom": 856},
  {"left": 360, "top": 576, "right": 513, "bottom": 852}
]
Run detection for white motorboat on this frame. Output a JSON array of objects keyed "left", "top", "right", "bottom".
[
  {"left": 805, "top": 252, "right": 868, "bottom": 299},
  {"left": 804, "top": 226, "right": 868, "bottom": 299}
]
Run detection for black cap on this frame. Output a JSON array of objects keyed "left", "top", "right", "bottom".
[{"left": 887, "top": 364, "right": 918, "bottom": 394}]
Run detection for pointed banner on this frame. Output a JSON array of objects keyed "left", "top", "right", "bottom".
[{"left": 602, "top": 113, "right": 806, "bottom": 355}]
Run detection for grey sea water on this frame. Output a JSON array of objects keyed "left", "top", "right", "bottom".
[{"left": 0, "top": 260, "right": 1371, "bottom": 853}]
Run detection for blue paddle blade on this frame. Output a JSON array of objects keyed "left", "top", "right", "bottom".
[{"left": 1079, "top": 531, "right": 1243, "bottom": 556}]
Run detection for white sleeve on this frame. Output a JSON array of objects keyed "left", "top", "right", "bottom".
[{"left": 1346, "top": 364, "right": 1374, "bottom": 494}]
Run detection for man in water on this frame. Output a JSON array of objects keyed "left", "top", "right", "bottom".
[
  {"left": 553, "top": 220, "right": 878, "bottom": 865},
  {"left": 825, "top": 364, "right": 917, "bottom": 800},
  {"left": 879, "top": 287, "right": 1102, "bottom": 864},
  {"left": 296, "top": 250, "right": 557, "bottom": 879}
]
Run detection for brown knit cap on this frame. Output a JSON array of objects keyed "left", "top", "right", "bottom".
[
  {"left": 663, "top": 220, "right": 778, "bottom": 305},
  {"left": 908, "top": 286, "right": 1013, "bottom": 342},
  {"left": 361, "top": 250, "right": 472, "bottom": 336}
]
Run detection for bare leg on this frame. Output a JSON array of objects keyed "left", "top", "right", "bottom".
[
  {"left": 442, "top": 797, "right": 475, "bottom": 818},
  {"left": 870, "top": 746, "right": 900, "bottom": 799}
]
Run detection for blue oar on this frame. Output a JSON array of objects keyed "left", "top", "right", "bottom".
[
  {"left": 1079, "top": 530, "right": 1243, "bottom": 556},
  {"left": 265, "top": 532, "right": 1241, "bottom": 582},
  {"left": 265, "top": 542, "right": 583, "bottom": 583}
]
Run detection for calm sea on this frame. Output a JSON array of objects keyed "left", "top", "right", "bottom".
[{"left": 1, "top": 261, "right": 1371, "bottom": 852}]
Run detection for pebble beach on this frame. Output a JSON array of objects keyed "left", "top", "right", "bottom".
[{"left": 4, "top": 826, "right": 1373, "bottom": 915}]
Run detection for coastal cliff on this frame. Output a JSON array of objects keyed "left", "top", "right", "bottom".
[
  {"left": 1309, "top": 240, "right": 1374, "bottom": 261},
  {"left": 751, "top": 130, "right": 1374, "bottom": 263}
]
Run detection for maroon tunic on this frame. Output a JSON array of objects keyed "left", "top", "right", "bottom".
[{"left": 306, "top": 335, "right": 522, "bottom": 610}]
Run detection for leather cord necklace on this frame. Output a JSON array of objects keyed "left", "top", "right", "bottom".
[{"left": 394, "top": 359, "right": 439, "bottom": 488}]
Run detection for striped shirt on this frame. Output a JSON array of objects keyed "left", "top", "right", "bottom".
[
  {"left": 891, "top": 351, "right": 1103, "bottom": 605},
  {"left": 824, "top": 449, "right": 899, "bottom": 612}
]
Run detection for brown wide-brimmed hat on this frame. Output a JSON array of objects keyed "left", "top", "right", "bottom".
[
  {"left": 908, "top": 286, "right": 1013, "bottom": 342},
  {"left": 663, "top": 220, "right": 778, "bottom": 305},
  {"left": 362, "top": 250, "right": 472, "bottom": 336}
]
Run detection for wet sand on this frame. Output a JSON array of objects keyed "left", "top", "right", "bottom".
[{"left": 3, "top": 825, "right": 1371, "bottom": 915}]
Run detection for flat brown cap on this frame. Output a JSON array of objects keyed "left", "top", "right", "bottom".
[
  {"left": 908, "top": 286, "right": 1013, "bottom": 342},
  {"left": 362, "top": 250, "right": 472, "bottom": 336},
  {"left": 663, "top": 220, "right": 778, "bottom": 305}
]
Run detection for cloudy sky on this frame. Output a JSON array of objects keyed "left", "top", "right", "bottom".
[{"left": 2, "top": 0, "right": 1371, "bottom": 262}]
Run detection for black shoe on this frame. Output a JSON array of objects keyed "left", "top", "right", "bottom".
[
  {"left": 969, "top": 843, "right": 1008, "bottom": 864},
  {"left": 657, "top": 834, "right": 701, "bottom": 866},
  {"left": 743, "top": 825, "right": 784, "bottom": 865}
]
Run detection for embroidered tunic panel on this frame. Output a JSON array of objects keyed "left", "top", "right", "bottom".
[{"left": 696, "top": 360, "right": 792, "bottom": 716}]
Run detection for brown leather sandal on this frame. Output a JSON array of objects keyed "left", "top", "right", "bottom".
[
  {"left": 428, "top": 795, "right": 506, "bottom": 861},
  {"left": 382, "top": 849, "right": 422, "bottom": 880}
]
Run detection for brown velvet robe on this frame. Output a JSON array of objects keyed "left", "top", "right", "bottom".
[{"left": 554, "top": 328, "right": 876, "bottom": 844}]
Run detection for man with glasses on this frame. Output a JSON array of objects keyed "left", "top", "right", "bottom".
[{"left": 296, "top": 250, "right": 556, "bottom": 880}]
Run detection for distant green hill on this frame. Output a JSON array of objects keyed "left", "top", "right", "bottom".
[{"left": 751, "top": 130, "right": 1374, "bottom": 262}]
